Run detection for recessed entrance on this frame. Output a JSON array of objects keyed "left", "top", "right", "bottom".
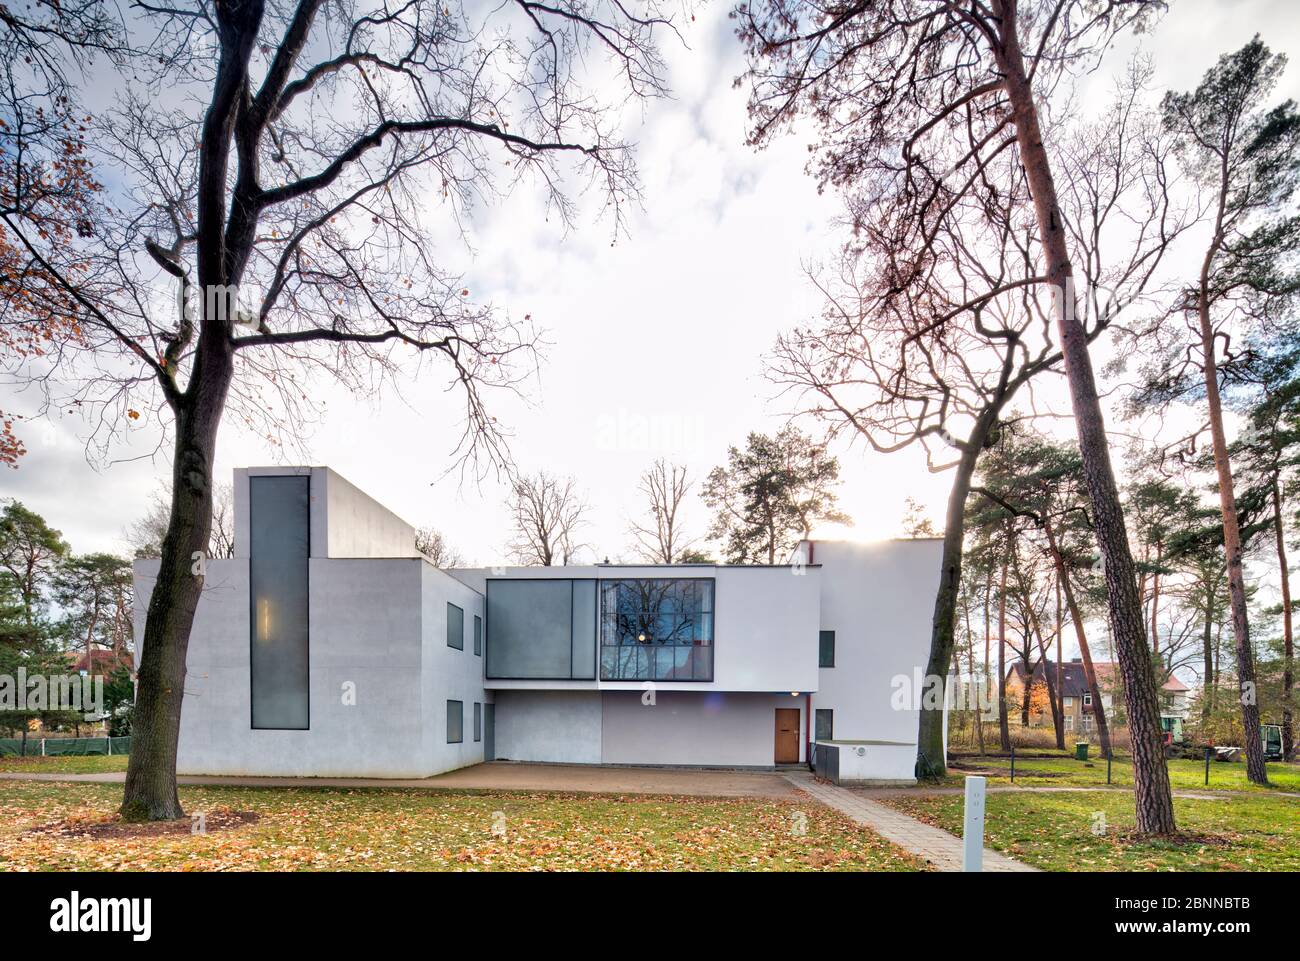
[{"left": 774, "top": 708, "right": 800, "bottom": 764}]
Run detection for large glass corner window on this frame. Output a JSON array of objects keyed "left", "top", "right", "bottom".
[{"left": 599, "top": 578, "right": 714, "bottom": 681}]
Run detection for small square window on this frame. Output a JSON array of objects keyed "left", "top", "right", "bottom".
[
  {"left": 473, "top": 702, "right": 482, "bottom": 742},
  {"left": 818, "top": 630, "right": 835, "bottom": 668},
  {"left": 446, "top": 700, "right": 463, "bottom": 743},
  {"left": 1083, "top": 693, "right": 1092, "bottom": 706},
  {"left": 447, "top": 603, "right": 464, "bottom": 650},
  {"left": 473, "top": 614, "right": 482, "bottom": 656}
]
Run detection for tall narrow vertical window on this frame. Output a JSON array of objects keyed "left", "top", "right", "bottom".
[
  {"left": 818, "top": 630, "right": 836, "bottom": 668},
  {"left": 447, "top": 603, "right": 464, "bottom": 650},
  {"left": 473, "top": 702, "right": 482, "bottom": 742},
  {"left": 447, "top": 700, "right": 463, "bottom": 743},
  {"left": 249, "top": 475, "right": 311, "bottom": 730},
  {"left": 473, "top": 614, "right": 482, "bottom": 656}
]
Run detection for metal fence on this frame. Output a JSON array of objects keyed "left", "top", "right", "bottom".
[{"left": 0, "top": 736, "right": 131, "bottom": 757}]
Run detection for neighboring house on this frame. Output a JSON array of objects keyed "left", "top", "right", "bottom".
[
  {"left": 132, "top": 466, "right": 944, "bottom": 782},
  {"left": 1006, "top": 658, "right": 1190, "bottom": 735},
  {"left": 1093, "top": 662, "right": 1190, "bottom": 722},
  {"left": 68, "top": 647, "right": 133, "bottom": 677}
]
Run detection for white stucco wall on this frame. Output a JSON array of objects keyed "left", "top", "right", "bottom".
[
  {"left": 232, "top": 466, "right": 418, "bottom": 560},
  {"left": 492, "top": 690, "right": 602, "bottom": 764},
  {"left": 470, "top": 564, "right": 821, "bottom": 694},
  {"left": 420, "top": 564, "right": 490, "bottom": 774},
  {"left": 809, "top": 539, "right": 944, "bottom": 772},
  {"left": 601, "top": 691, "right": 805, "bottom": 767},
  {"left": 134, "top": 553, "right": 487, "bottom": 778}
]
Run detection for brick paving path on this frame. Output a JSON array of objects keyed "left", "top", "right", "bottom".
[{"left": 783, "top": 770, "right": 1038, "bottom": 872}]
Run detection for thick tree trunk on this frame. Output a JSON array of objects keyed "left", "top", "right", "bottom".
[
  {"left": 1272, "top": 476, "right": 1294, "bottom": 759},
  {"left": 1196, "top": 287, "right": 1267, "bottom": 784},
  {"left": 1045, "top": 520, "right": 1112, "bottom": 758},
  {"left": 120, "top": 0, "right": 259, "bottom": 820},
  {"left": 994, "top": 0, "right": 1175, "bottom": 834}
]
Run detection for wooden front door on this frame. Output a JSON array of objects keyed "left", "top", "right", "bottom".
[{"left": 774, "top": 708, "right": 800, "bottom": 764}]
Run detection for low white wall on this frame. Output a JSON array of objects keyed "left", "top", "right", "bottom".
[
  {"left": 492, "top": 690, "right": 602, "bottom": 764},
  {"left": 820, "top": 741, "right": 916, "bottom": 784}
]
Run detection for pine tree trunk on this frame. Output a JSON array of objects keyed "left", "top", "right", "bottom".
[
  {"left": 997, "top": 556, "right": 1010, "bottom": 752},
  {"left": 1045, "top": 520, "right": 1112, "bottom": 759},
  {"left": 916, "top": 426, "right": 988, "bottom": 777},
  {"left": 1197, "top": 282, "right": 1267, "bottom": 785},
  {"left": 1018, "top": 571, "right": 1062, "bottom": 743},
  {"left": 1202, "top": 580, "right": 1216, "bottom": 723},
  {"left": 993, "top": 0, "right": 1175, "bottom": 834},
  {"left": 1273, "top": 476, "right": 1294, "bottom": 760},
  {"left": 1055, "top": 573, "right": 1065, "bottom": 749}
]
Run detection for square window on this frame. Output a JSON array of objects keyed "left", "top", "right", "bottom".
[
  {"left": 447, "top": 603, "right": 464, "bottom": 650},
  {"left": 446, "top": 700, "right": 463, "bottom": 743}
]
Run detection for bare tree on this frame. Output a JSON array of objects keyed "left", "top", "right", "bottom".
[
  {"left": 415, "top": 526, "right": 463, "bottom": 569},
  {"left": 737, "top": 0, "right": 1181, "bottom": 834},
  {"left": 508, "top": 471, "right": 589, "bottom": 566},
  {"left": 763, "top": 63, "right": 1178, "bottom": 780},
  {"left": 126, "top": 483, "right": 235, "bottom": 560},
  {"left": 0, "top": 0, "right": 673, "bottom": 819},
  {"left": 628, "top": 459, "right": 697, "bottom": 563}
]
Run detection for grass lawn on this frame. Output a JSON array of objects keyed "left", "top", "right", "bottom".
[
  {"left": 952, "top": 756, "right": 1300, "bottom": 794},
  {"left": 0, "top": 779, "right": 925, "bottom": 872},
  {"left": 0, "top": 755, "right": 130, "bottom": 774},
  {"left": 879, "top": 790, "right": 1300, "bottom": 871}
]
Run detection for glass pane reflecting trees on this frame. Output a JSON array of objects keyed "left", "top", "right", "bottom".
[{"left": 599, "top": 579, "right": 713, "bottom": 681}]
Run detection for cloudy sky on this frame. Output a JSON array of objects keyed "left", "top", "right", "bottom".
[{"left": 4, "top": 0, "right": 1300, "bottom": 585}]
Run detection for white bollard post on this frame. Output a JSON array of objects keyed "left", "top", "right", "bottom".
[{"left": 963, "top": 775, "right": 986, "bottom": 872}]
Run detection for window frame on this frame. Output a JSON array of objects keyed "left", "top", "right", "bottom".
[
  {"left": 484, "top": 578, "right": 598, "bottom": 681},
  {"left": 447, "top": 602, "right": 464, "bottom": 651},
  {"left": 446, "top": 699, "right": 463, "bottom": 744},
  {"left": 814, "top": 708, "right": 834, "bottom": 741},
  {"left": 598, "top": 577, "right": 716, "bottom": 683},
  {"left": 818, "top": 630, "right": 836, "bottom": 668},
  {"left": 473, "top": 614, "right": 482, "bottom": 656},
  {"left": 473, "top": 702, "right": 482, "bottom": 742}
]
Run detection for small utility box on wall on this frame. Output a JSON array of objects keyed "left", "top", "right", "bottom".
[{"left": 812, "top": 740, "right": 916, "bottom": 785}]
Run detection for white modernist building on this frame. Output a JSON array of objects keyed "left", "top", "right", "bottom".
[{"left": 133, "top": 466, "right": 945, "bottom": 783}]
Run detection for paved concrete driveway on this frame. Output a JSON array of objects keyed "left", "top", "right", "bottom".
[
  {"left": 0, "top": 762, "right": 800, "bottom": 799},
  {"left": 426, "top": 762, "right": 799, "bottom": 798}
]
